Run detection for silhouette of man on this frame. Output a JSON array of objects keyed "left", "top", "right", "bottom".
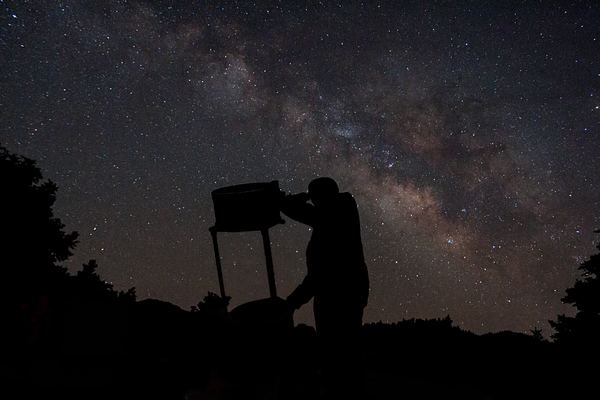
[{"left": 280, "top": 177, "right": 369, "bottom": 398}]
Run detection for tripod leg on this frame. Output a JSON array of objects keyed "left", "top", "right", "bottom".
[
  {"left": 210, "top": 228, "right": 227, "bottom": 300},
  {"left": 261, "top": 228, "right": 277, "bottom": 298}
]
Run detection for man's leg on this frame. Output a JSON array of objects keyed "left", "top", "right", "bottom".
[{"left": 315, "top": 303, "right": 364, "bottom": 399}]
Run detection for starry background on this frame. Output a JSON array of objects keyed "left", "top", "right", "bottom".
[{"left": 2, "top": 1, "right": 599, "bottom": 336}]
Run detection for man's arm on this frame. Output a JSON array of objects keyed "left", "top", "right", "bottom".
[
  {"left": 286, "top": 272, "right": 316, "bottom": 310},
  {"left": 279, "top": 192, "right": 317, "bottom": 227}
]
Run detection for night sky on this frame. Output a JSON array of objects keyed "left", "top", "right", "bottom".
[{"left": 2, "top": 1, "right": 599, "bottom": 336}]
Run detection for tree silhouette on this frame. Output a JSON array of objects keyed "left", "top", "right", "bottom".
[
  {"left": 74, "top": 259, "right": 137, "bottom": 303},
  {"left": 1, "top": 144, "right": 79, "bottom": 348},
  {"left": 191, "top": 291, "right": 231, "bottom": 317},
  {"left": 1, "top": 145, "right": 143, "bottom": 360},
  {"left": 549, "top": 230, "right": 600, "bottom": 345},
  {"left": 529, "top": 326, "right": 545, "bottom": 342},
  {"left": 117, "top": 286, "right": 137, "bottom": 303},
  {"left": 76, "top": 260, "right": 114, "bottom": 291},
  {"left": 1, "top": 145, "right": 79, "bottom": 283}
]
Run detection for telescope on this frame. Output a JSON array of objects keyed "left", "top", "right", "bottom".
[{"left": 209, "top": 181, "right": 285, "bottom": 304}]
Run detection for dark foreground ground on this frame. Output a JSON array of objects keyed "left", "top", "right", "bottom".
[
  {"left": 3, "top": 347, "right": 589, "bottom": 400},
  {"left": 3, "top": 298, "right": 592, "bottom": 400},
  {"left": 3, "top": 354, "right": 487, "bottom": 400}
]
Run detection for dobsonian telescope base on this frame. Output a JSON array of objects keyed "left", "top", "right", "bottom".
[
  {"left": 209, "top": 224, "right": 281, "bottom": 301},
  {"left": 261, "top": 228, "right": 277, "bottom": 299}
]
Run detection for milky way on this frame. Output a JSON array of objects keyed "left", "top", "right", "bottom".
[{"left": 2, "top": 1, "right": 599, "bottom": 335}]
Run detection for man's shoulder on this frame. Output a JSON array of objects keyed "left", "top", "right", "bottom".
[
  {"left": 339, "top": 192, "right": 356, "bottom": 204},
  {"left": 330, "top": 192, "right": 358, "bottom": 214}
]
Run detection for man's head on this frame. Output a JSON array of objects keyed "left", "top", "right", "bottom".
[{"left": 308, "top": 177, "right": 339, "bottom": 206}]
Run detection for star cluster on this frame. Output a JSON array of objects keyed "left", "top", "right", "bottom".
[{"left": 2, "top": 1, "right": 599, "bottom": 335}]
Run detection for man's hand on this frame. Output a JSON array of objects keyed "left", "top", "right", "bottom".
[
  {"left": 279, "top": 192, "right": 310, "bottom": 209},
  {"left": 274, "top": 298, "right": 295, "bottom": 324},
  {"left": 294, "top": 192, "right": 310, "bottom": 202},
  {"left": 279, "top": 191, "right": 315, "bottom": 226}
]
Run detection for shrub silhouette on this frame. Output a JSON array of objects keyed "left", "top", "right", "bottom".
[
  {"left": 549, "top": 230, "right": 600, "bottom": 345},
  {"left": 191, "top": 291, "right": 231, "bottom": 315},
  {"left": 74, "top": 259, "right": 137, "bottom": 304}
]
